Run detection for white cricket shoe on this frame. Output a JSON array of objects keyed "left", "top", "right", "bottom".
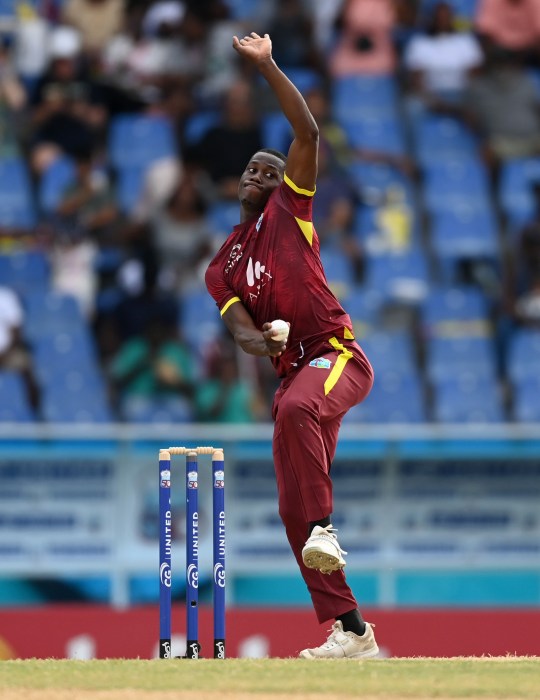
[
  {"left": 302, "top": 524, "right": 347, "bottom": 574},
  {"left": 299, "top": 621, "right": 379, "bottom": 660}
]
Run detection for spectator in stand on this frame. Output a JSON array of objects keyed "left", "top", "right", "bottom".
[
  {"left": 50, "top": 149, "right": 120, "bottom": 315},
  {"left": 463, "top": 50, "right": 540, "bottom": 171},
  {"left": 510, "top": 181, "right": 540, "bottom": 327},
  {"left": 0, "top": 286, "right": 40, "bottom": 410},
  {"left": 185, "top": 78, "right": 262, "bottom": 200},
  {"left": 109, "top": 315, "right": 195, "bottom": 412},
  {"left": 475, "top": 0, "right": 540, "bottom": 60},
  {"left": 29, "top": 26, "right": 107, "bottom": 173},
  {"left": 0, "top": 33, "right": 26, "bottom": 157},
  {"left": 330, "top": 0, "right": 396, "bottom": 77},
  {"left": 267, "top": 0, "right": 326, "bottom": 75},
  {"left": 149, "top": 168, "right": 214, "bottom": 292},
  {"left": 404, "top": 2, "right": 483, "bottom": 112},
  {"left": 104, "top": 2, "right": 206, "bottom": 95},
  {"left": 62, "top": 0, "right": 125, "bottom": 55},
  {"left": 195, "top": 335, "right": 265, "bottom": 423}
]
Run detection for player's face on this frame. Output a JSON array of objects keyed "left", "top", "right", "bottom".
[{"left": 238, "top": 152, "right": 284, "bottom": 211}]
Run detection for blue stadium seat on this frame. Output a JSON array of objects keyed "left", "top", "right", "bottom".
[
  {"left": 41, "top": 393, "right": 113, "bottom": 423},
  {"left": 422, "top": 286, "right": 490, "bottom": 336},
  {"left": 420, "top": 0, "right": 479, "bottom": 22},
  {"left": 0, "top": 252, "right": 49, "bottom": 295},
  {"left": 0, "top": 158, "right": 36, "bottom": 228},
  {"left": 320, "top": 248, "right": 355, "bottom": 300},
  {"left": 430, "top": 206, "right": 498, "bottom": 260},
  {"left": 23, "top": 291, "right": 85, "bottom": 340},
  {"left": 0, "top": 372, "right": 35, "bottom": 422},
  {"left": 507, "top": 329, "right": 540, "bottom": 382},
  {"left": 342, "top": 287, "right": 385, "bottom": 336},
  {"left": 499, "top": 157, "right": 540, "bottom": 226},
  {"left": 281, "top": 68, "right": 322, "bottom": 94},
  {"left": 343, "top": 371, "right": 426, "bottom": 423},
  {"left": 39, "top": 156, "right": 76, "bottom": 213},
  {"left": 32, "top": 330, "right": 100, "bottom": 381},
  {"left": 348, "top": 162, "right": 415, "bottom": 204},
  {"left": 207, "top": 200, "right": 240, "bottom": 238},
  {"left": 340, "top": 117, "right": 406, "bottom": 156},
  {"left": 423, "top": 158, "right": 491, "bottom": 213},
  {"left": 365, "top": 249, "right": 430, "bottom": 303},
  {"left": 121, "top": 396, "right": 193, "bottom": 423},
  {"left": 432, "top": 376, "right": 505, "bottom": 423},
  {"left": 512, "top": 378, "right": 540, "bottom": 422},
  {"left": 224, "top": 0, "right": 264, "bottom": 19},
  {"left": 116, "top": 167, "right": 145, "bottom": 214},
  {"left": 261, "top": 112, "right": 292, "bottom": 153},
  {"left": 359, "top": 330, "right": 417, "bottom": 376},
  {"left": 426, "top": 336, "right": 497, "bottom": 382},
  {"left": 180, "top": 287, "right": 222, "bottom": 361},
  {"left": 108, "top": 115, "right": 177, "bottom": 169},
  {"left": 332, "top": 76, "right": 398, "bottom": 122},
  {"left": 182, "top": 111, "right": 220, "bottom": 146},
  {"left": 412, "top": 115, "right": 478, "bottom": 166}
]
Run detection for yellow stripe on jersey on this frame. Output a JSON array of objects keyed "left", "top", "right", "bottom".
[
  {"left": 284, "top": 173, "right": 316, "bottom": 197},
  {"left": 220, "top": 296, "right": 240, "bottom": 316},
  {"left": 344, "top": 327, "right": 355, "bottom": 340},
  {"left": 294, "top": 216, "right": 314, "bottom": 246},
  {"left": 324, "top": 336, "right": 353, "bottom": 396}
]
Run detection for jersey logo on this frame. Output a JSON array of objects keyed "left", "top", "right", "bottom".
[
  {"left": 225, "top": 243, "right": 243, "bottom": 275},
  {"left": 309, "top": 358, "right": 332, "bottom": 369},
  {"left": 246, "top": 257, "right": 272, "bottom": 303}
]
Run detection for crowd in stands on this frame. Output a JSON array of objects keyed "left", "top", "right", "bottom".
[{"left": 0, "top": 0, "right": 540, "bottom": 424}]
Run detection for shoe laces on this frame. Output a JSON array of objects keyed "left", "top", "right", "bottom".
[
  {"left": 318, "top": 525, "right": 348, "bottom": 556},
  {"left": 321, "top": 622, "right": 345, "bottom": 648}
]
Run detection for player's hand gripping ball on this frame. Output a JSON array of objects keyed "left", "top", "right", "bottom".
[{"left": 270, "top": 319, "right": 290, "bottom": 343}]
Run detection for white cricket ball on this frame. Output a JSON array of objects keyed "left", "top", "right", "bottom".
[{"left": 270, "top": 319, "right": 289, "bottom": 342}]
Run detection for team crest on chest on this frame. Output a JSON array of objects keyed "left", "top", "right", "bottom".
[{"left": 224, "top": 243, "right": 243, "bottom": 275}]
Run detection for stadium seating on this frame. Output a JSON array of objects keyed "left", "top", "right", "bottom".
[
  {"left": 340, "top": 116, "right": 406, "bottom": 156},
  {"left": 365, "top": 249, "right": 430, "bottom": 304},
  {"left": 422, "top": 286, "right": 490, "bottom": 337},
  {"left": 412, "top": 115, "right": 479, "bottom": 167},
  {"left": 332, "top": 76, "right": 398, "bottom": 123},
  {"left": 39, "top": 157, "right": 76, "bottom": 214},
  {"left": 422, "top": 157, "right": 491, "bottom": 214},
  {"left": 507, "top": 329, "right": 540, "bottom": 383},
  {"left": 108, "top": 115, "right": 177, "bottom": 170},
  {"left": 426, "top": 336, "right": 498, "bottom": 382},
  {"left": 499, "top": 158, "right": 540, "bottom": 227},
  {"left": 343, "top": 371, "right": 427, "bottom": 423},
  {"left": 430, "top": 206, "right": 499, "bottom": 261},
  {"left": 320, "top": 248, "right": 355, "bottom": 300},
  {"left": 0, "top": 371, "right": 35, "bottom": 422},
  {"left": 0, "top": 158, "right": 36, "bottom": 229},
  {"left": 359, "top": 330, "right": 418, "bottom": 377},
  {"left": 512, "top": 378, "right": 540, "bottom": 422},
  {"left": 432, "top": 375, "right": 505, "bottom": 423},
  {"left": 0, "top": 251, "right": 49, "bottom": 296}
]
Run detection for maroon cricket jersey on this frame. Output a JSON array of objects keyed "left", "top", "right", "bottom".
[{"left": 205, "top": 175, "right": 361, "bottom": 378}]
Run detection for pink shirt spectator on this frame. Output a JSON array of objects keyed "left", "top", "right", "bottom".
[
  {"left": 330, "top": 0, "right": 396, "bottom": 76},
  {"left": 475, "top": 0, "right": 540, "bottom": 51}
]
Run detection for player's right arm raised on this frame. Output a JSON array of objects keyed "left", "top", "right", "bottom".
[{"left": 232, "top": 32, "right": 319, "bottom": 191}]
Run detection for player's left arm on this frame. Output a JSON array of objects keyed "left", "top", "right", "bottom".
[
  {"left": 233, "top": 32, "right": 318, "bottom": 192},
  {"left": 221, "top": 300, "right": 286, "bottom": 358}
]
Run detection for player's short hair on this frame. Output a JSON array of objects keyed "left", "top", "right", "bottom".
[{"left": 257, "top": 148, "right": 287, "bottom": 171}]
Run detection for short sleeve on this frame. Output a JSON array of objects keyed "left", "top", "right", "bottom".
[{"left": 205, "top": 259, "right": 239, "bottom": 315}]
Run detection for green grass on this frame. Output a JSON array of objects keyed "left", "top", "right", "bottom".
[{"left": 0, "top": 658, "right": 539, "bottom": 698}]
